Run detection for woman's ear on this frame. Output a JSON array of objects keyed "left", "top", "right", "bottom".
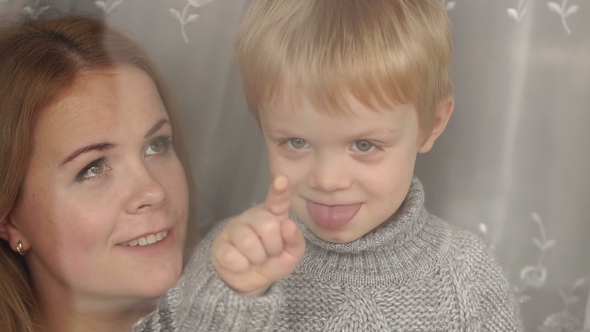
[
  {"left": 0, "top": 215, "right": 12, "bottom": 241},
  {"left": 419, "top": 96, "right": 454, "bottom": 153},
  {"left": 0, "top": 214, "right": 30, "bottom": 253}
]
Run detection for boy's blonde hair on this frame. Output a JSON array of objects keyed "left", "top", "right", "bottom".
[{"left": 235, "top": 0, "right": 453, "bottom": 135}]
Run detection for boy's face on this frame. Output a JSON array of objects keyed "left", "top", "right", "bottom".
[{"left": 260, "top": 93, "right": 440, "bottom": 243}]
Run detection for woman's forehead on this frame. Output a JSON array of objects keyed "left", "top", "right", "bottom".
[{"left": 32, "top": 66, "right": 168, "bottom": 155}]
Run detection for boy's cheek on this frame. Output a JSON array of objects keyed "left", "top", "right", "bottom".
[
  {"left": 268, "top": 154, "right": 294, "bottom": 175},
  {"left": 267, "top": 158, "right": 283, "bottom": 178}
]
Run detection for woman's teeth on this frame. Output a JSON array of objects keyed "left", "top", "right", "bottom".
[{"left": 124, "top": 230, "right": 168, "bottom": 247}]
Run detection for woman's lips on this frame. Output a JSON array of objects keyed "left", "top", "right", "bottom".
[
  {"left": 120, "top": 230, "right": 169, "bottom": 247},
  {"left": 305, "top": 201, "right": 362, "bottom": 229}
]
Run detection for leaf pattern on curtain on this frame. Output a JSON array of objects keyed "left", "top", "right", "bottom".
[
  {"left": 480, "top": 214, "right": 588, "bottom": 332},
  {"left": 169, "top": 0, "right": 218, "bottom": 43},
  {"left": 1, "top": 1, "right": 588, "bottom": 331},
  {"left": 22, "top": 0, "right": 50, "bottom": 19},
  {"left": 95, "top": 0, "right": 123, "bottom": 14},
  {"left": 547, "top": 0, "right": 579, "bottom": 34}
]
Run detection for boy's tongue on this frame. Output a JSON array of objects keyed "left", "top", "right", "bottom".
[{"left": 306, "top": 201, "right": 361, "bottom": 229}]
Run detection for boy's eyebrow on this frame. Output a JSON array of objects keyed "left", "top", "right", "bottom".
[
  {"left": 356, "top": 127, "right": 402, "bottom": 138},
  {"left": 335, "top": 128, "right": 401, "bottom": 143},
  {"left": 263, "top": 125, "right": 400, "bottom": 139},
  {"left": 262, "top": 126, "right": 293, "bottom": 137}
]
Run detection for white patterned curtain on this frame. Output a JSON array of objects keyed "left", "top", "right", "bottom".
[
  {"left": 419, "top": 1, "right": 590, "bottom": 331},
  {"left": 1, "top": 1, "right": 588, "bottom": 331}
]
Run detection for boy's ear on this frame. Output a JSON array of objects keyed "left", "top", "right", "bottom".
[{"left": 418, "top": 96, "right": 454, "bottom": 153}]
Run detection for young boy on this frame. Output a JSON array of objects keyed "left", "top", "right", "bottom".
[
  {"left": 215, "top": 0, "right": 521, "bottom": 330},
  {"left": 138, "top": 0, "right": 522, "bottom": 331}
]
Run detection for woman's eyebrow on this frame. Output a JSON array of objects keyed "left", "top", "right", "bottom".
[
  {"left": 60, "top": 143, "right": 116, "bottom": 166},
  {"left": 60, "top": 119, "right": 169, "bottom": 166},
  {"left": 145, "top": 119, "right": 170, "bottom": 138}
]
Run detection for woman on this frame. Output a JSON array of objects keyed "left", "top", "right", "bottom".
[
  {"left": 0, "top": 15, "right": 294, "bottom": 332},
  {"left": 0, "top": 15, "right": 199, "bottom": 331}
]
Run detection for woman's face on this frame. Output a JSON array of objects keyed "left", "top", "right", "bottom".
[{"left": 9, "top": 65, "right": 188, "bottom": 309}]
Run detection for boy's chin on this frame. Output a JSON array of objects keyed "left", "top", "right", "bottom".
[{"left": 307, "top": 224, "right": 368, "bottom": 244}]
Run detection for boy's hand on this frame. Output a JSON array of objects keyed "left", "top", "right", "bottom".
[{"left": 211, "top": 175, "right": 305, "bottom": 295}]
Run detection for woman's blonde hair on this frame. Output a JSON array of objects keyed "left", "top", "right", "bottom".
[
  {"left": 235, "top": 0, "right": 453, "bottom": 134},
  {"left": 0, "top": 15, "right": 197, "bottom": 332}
]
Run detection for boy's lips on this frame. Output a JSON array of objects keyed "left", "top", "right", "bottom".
[{"left": 305, "top": 201, "right": 361, "bottom": 229}]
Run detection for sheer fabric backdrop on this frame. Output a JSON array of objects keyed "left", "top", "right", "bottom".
[{"left": 1, "top": 1, "right": 588, "bottom": 330}]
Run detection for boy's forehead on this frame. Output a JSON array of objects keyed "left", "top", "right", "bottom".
[
  {"left": 253, "top": 69, "right": 415, "bottom": 119},
  {"left": 259, "top": 89, "right": 406, "bottom": 118}
]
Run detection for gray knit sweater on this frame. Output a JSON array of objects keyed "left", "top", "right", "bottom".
[
  {"left": 130, "top": 228, "right": 283, "bottom": 331},
  {"left": 132, "top": 177, "right": 522, "bottom": 331}
]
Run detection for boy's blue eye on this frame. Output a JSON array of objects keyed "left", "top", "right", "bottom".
[
  {"left": 287, "top": 138, "right": 308, "bottom": 149},
  {"left": 354, "top": 140, "right": 375, "bottom": 152}
]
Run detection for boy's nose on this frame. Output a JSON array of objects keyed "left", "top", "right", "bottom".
[{"left": 307, "top": 156, "right": 352, "bottom": 192}]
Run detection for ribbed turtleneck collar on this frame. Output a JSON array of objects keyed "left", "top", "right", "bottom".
[{"left": 289, "top": 177, "right": 452, "bottom": 287}]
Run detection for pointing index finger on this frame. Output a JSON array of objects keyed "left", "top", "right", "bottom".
[{"left": 263, "top": 175, "right": 291, "bottom": 218}]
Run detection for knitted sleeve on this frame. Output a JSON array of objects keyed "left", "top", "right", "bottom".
[
  {"left": 129, "top": 220, "right": 282, "bottom": 332},
  {"left": 451, "top": 229, "right": 523, "bottom": 332}
]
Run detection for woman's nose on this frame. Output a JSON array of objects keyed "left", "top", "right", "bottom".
[{"left": 124, "top": 166, "right": 167, "bottom": 214}]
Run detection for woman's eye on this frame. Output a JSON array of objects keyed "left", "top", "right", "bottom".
[
  {"left": 146, "top": 136, "right": 171, "bottom": 155},
  {"left": 286, "top": 138, "right": 309, "bottom": 149},
  {"left": 352, "top": 140, "right": 375, "bottom": 152},
  {"left": 77, "top": 158, "right": 106, "bottom": 181}
]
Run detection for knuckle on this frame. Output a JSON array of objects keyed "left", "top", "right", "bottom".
[
  {"left": 237, "top": 235, "right": 261, "bottom": 253},
  {"left": 220, "top": 247, "right": 245, "bottom": 268},
  {"left": 258, "top": 219, "right": 280, "bottom": 237}
]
